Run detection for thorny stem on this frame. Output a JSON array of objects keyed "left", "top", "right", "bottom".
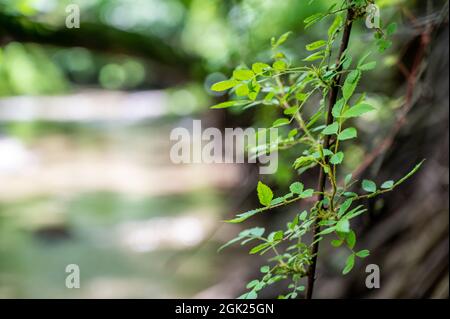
[{"left": 306, "top": 8, "right": 355, "bottom": 300}]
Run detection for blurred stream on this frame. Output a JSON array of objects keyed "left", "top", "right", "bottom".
[{"left": 0, "top": 90, "right": 240, "bottom": 298}]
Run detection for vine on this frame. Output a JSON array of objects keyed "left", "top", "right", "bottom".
[{"left": 211, "top": 0, "right": 423, "bottom": 299}]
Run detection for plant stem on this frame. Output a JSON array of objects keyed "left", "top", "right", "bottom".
[{"left": 306, "top": 8, "right": 355, "bottom": 300}]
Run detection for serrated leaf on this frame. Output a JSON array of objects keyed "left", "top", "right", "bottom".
[
  {"left": 330, "top": 151, "right": 344, "bottom": 165},
  {"left": 338, "top": 127, "right": 357, "bottom": 140},
  {"left": 289, "top": 182, "right": 304, "bottom": 195},
  {"left": 362, "top": 179, "right": 377, "bottom": 193},
  {"left": 260, "top": 266, "right": 270, "bottom": 273},
  {"left": 257, "top": 181, "right": 273, "bottom": 207},
  {"left": 300, "top": 189, "right": 314, "bottom": 199}
]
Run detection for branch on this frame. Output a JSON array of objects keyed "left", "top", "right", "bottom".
[{"left": 306, "top": 8, "right": 355, "bottom": 300}]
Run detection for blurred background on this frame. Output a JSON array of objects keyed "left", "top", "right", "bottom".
[{"left": 0, "top": 0, "right": 448, "bottom": 298}]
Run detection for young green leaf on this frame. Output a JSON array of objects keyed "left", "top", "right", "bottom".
[
  {"left": 343, "top": 253, "right": 355, "bottom": 275},
  {"left": 289, "top": 182, "right": 304, "bottom": 195},
  {"left": 362, "top": 179, "right": 377, "bottom": 193},
  {"left": 346, "top": 230, "right": 356, "bottom": 249},
  {"left": 306, "top": 40, "right": 327, "bottom": 51},
  {"left": 381, "top": 180, "right": 394, "bottom": 189},
  {"left": 257, "top": 181, "right": 274, "bottom": 207},
  {"left": 338, "top": 127, "right": 357, "bottom": 140},
  {"left": 210, "top": 100, "right": 250, "bottom": 109},
  {"left": 273, "top": 60, "right": 287, "bottom": 71},
  {"left": 336, "top": 218, "right": 350, "bottom": 233},
  {"left": 233, "top": 69, "right": 254, "bottom": 81},
  {"left": 211, "top": 80, "right": 239, "bottom": 92},
  {"left": 330, "top": 151, "right": 344, "bottom": 165},
  {"left": 356, "top": 249, "right": 370, "bottom": 258},
  {"left": 342, "top": 102, "right": 375, "bottom": 118},
  {"left": 322, "top": 122, "right": 339, "bottom": 135},
  {"left": 342, "top": 70, "right": 361, "bottom": 101},
  {"left": 252, "top": 62, "right": 270, "bottom": 74}
]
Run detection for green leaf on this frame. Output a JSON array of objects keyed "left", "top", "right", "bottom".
[
  {"left": 344, "top": 173, "right": 353, "bottom": 185},
  {"left": 356, "top": 249, "right": 370, "bottom": 258},
  {"left": 338, "top": 127, "right": 357, "bottom": 140},
  {"left": 336, "top": 218, "right": 350, "bottom": 233},
  {"left": 211, "top": 80, "right": 239, "bottom": 92},
  {"left": 226, "top": 208, "right": 263, "bottom": 223},
  {"left": 250, "top": 243, "right": 270, "bottom": 254},
  {"left": 233, "top": 69, "right": 255, "bottom": 81},
  {"left": 338, "top": 198, "right": 353, "bottom": 218},
  {"left": 362, "top": 179, "right": 377, "bottom": 193},
  {"left": 330, "top": 152, "right": 344, "bottom": 165},
  {"left": 322, "top": 122, "right": 339, "bottom": 135},
  {"left": 332, "top": 98, "right": 345, "bottom": 118},
  {"left": 331, "top": 239, "right": 343, "bottom": 247},
  {"left": 272, "top": 31, "right": 292, "bottom": 48},
  {"left": 210, "top": 100, "right": 250, "bottom": 109},
  {"left": 386, "top": 22, "right": 398, "bottom": 36},
  {"left": 342, "top": 70, "right": 361, "bottom": 101},
  {"left": 359, "top": 61, "right": 377, "bottom": 71},
  {"left": 304, "top": 13, "right": 325, "bottom": 28},
  {"left": 260, "top": 266, "right": 270, "bottom": 273},
  {"left": 252, "top": 62, "right": 270, "bottom": 74},
  {"left": 342, "top": 102, "right": 375, "bottom": 118},
  {"left": 257, "top": 181, "right": 274, "bottom": 207},
  {"left": 343, "top": 253, "right": 355, "bottom": 275},
  {"left": 381, "top": 180, "right": 394, "bottom": 189},
  {"left": 272, "top": 118, "right": 290, "bottom": 128},
  {"left": 346, "top": 230, "right": 356, "bottom": 249},
  {"left": 246, "top": 280, "right": 259, "bottom": 289},
  {"left": 306, "top": 40, "right": 326, "bottom": 51},
  {"left": 235, "top": 84, "right": 249, "bottom": 97},
  {"left": 328, "top": 15, "right": 343, "bottom": 38},
  {"left": 299, "top": 211, "right": 308, "bottom": 221},
  {"left": 245, "top": 291, "right": 258, "bottom": 299},
  {"left": 289, "top": 182, "right": 304, "bottom": 195},
  {"left": 300, "top": 189, "right": 314, "bottom": 199},
  {"left": 293, "top": 156, "right": 315, "bottom": 169},
  {"left": 273, "top": 60, "right": 287, "bottom": 71},
  {"left": 303, "top": 51, "right": 324, "bottom": 62}
]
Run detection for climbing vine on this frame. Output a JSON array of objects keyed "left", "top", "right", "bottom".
[{"left": 211, "top": 0, "right": 423, "bottom": 299}]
